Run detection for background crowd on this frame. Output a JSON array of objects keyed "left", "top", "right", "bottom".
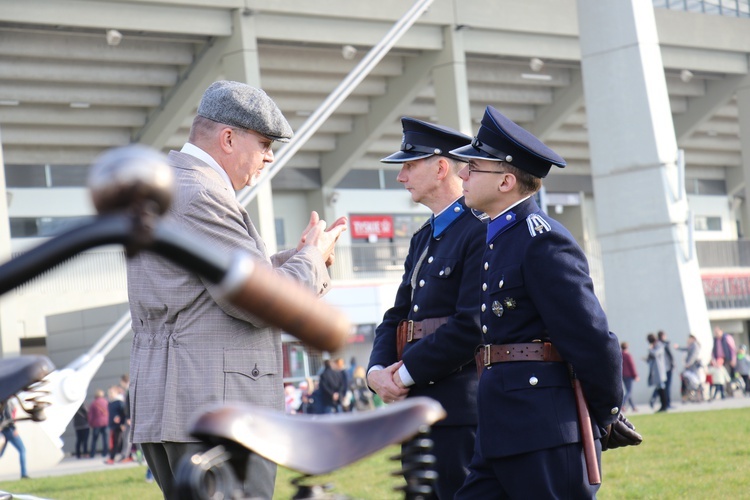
[{"left": 621, "top": 326, "right": 749, "bottom": 415}]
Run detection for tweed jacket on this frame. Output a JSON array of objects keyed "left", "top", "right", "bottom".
[{"left": 127, "top": 150, "right": 331, "bottom": 443}]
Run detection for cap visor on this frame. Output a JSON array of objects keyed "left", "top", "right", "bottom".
[
  {"left": 449, "top": 144, "right": 504, "bottom": 162},
  {"left": 265, "top": 134, "right": 291, "bottom": 143},
  {"left": 380, "top": 151, "right": 433, "bottom": 163}
]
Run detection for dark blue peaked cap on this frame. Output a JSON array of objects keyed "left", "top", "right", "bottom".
[
  {"left": 381, "top": 117, "right": 472, "bottom": 163},
  {"left": 450, "top": 106, "right": 566, "bottom": 178}
]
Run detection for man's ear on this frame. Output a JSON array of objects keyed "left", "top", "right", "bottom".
[
  {"left": 218, "top": 127, "right": 235, "bottom": 154},
  {"left": 497, "top": 172, "right": 517, "bottom": 193},
  {"left": 435, "top": 157, "right": 450, "bottom": 180}
]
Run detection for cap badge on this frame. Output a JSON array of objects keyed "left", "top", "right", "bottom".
[{"left": 492, "top": 300, "right": 504, "bottom": 317}]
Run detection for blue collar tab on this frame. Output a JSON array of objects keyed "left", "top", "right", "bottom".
[
  {"left": 432, "top": 200, "right": 464, "bottom": 238},
  {"left": 487, "top": 211, "right": 517, "bottom": 243}
]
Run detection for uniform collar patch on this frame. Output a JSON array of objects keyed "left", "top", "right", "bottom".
[
  {"left": 432, "top": 200, "right": 464, "bottom": 238},
  {"left": 487, "top": 211, "right": 517, "bottom": 243}
]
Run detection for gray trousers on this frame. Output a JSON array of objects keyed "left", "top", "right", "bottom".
[{"left": 141, "top": 441, "right": 277, "bottom": 500}]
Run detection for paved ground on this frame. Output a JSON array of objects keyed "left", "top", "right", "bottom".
[{"left": 2, "top": 395, "right": 749, "bottom": 483}]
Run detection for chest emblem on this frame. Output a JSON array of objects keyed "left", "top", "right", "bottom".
[
  {"left": 504, "top": 297, "right": 517, "bottom": 310},
  {"left": 492, "top": 300, "right": 504, "bottom": 317}
]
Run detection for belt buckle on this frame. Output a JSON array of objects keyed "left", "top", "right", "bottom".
[
  {"left": 406, "top": 320, "right": 414, "bottom": 342},
  {"left": 483, "top": 344, "right": 492, "bottom": 367}
]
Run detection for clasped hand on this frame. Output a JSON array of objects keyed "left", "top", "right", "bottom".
[
  {"left": 367, "top": 361, "right": 409, "bottom": 404},
  {"left": 297, "top": 211, "right": 347, "bottom": 266}
]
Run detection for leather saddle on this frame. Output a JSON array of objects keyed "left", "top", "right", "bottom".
[
  {"left": 189, "top": 396, "right": 446, "bottom": 475},
  {"left": 0, "top": 355, "right": 55, "bottom": 403}
]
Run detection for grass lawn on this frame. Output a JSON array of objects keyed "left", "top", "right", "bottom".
[{"left": 1, "top": 407, "right": 747, "bottom": 499}]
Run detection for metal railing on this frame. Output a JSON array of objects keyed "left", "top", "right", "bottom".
[
  {"left": 695, "top": 240, "right": 750, "bottom": 268},
  {"left": 653, "top": 0, "right": 750, "bottom": 17}
]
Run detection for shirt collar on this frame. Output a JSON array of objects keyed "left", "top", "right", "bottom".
[{"left": 181, "top": 142, "right": 234, "bottom": 194}]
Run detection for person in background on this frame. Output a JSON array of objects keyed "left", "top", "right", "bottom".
[
  {"left": 647, "top": 333, "right": 668, "bottom": 412},
  {"left": 88, "top": 389, "right": 109, "bottom": 458},
  {"left": 621, "top": 342, "right": 639, "bottom": 413},
  {"left": 367, "top": 117, "right": 484, "bottom": 499},
  {"left": 119, "top": 374, "right": 135, "bottom": 463},
  {"left": 73, "top": 402, "right": 90, "bottom": 459},
  {"left": 658, "top": 331, "right": 674, "bottom": 408},
  {"left": 675, "top": 334, "right": 704, "bottom": 402},
  {"left": 318, "top": 359, "right": 345, "bottom": 414},
  {"left": 0, "top": 400, "right": 29, "bottom": 479},
  {"left": 105, "top": 385, "right": 126, "bottom": 465},
  {"left": 736, "top": 345, "right": 750, "bottom": 396},
  {"left": 712, "top": 326, "right": 737, "bottom": 381},
  {"left": 708, "top": 357, "right": 731, "bottom": 401}
]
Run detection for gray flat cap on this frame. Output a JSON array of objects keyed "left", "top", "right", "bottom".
[{"left": 197, "top": 80, "right": 293, "bottom": 142}]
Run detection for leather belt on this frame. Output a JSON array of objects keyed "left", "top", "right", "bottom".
[
  {"left": 397, "top": 317, "right": 450, "bottom": 342},
  {"left": 396, "top": 316, "right": 450, "bottom": 360},
  {"left": 476, "top": 342, "right": 563, "bottom": 368}
]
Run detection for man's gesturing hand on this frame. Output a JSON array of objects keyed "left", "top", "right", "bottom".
[{"left": 297, "top": 211, "right": 347, "bottom": 266}]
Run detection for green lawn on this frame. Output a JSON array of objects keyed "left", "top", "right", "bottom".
[{"left": 1, "top": 407, "right": 748, "bottom": 499}]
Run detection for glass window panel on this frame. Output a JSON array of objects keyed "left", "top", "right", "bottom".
[{"left": 5, "top": 165, "right": 46, "bottom": 188}]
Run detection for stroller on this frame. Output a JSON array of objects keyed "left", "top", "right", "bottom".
[{"left": 681, "top": 365, "right": 706, "bottom": 403}]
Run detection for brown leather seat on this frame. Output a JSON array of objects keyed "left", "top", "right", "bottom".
[
  {"left": 0, "top": 355, "right": 55, "bottom": 403},
  {"left": 189, "top": 396, "right": 446, "bottom": 475}
]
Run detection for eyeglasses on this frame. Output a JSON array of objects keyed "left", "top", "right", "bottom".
[{"left": 467, "top": 162, "right": 508, "bottom": 176}]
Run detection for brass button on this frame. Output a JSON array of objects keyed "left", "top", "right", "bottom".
[
  {"left": 482, "top": 325, "right": 487, "bottom": 334},
  {"left": 529, "top": 376, "right": 538, "bottom": 386},
  {"left": 413, "top": 305, "right": 419, "bottom": 312}
]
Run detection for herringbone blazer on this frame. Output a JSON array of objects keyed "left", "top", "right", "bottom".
[{"left": 127, "top": 150, "right": 330, "bottom": 443}]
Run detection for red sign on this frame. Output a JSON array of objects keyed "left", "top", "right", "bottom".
[
  {"left": 350, "top": 215, "right": 394, "bottom": 239},
  {"left": 702, "top": 272, "right": 750, "bottom": 298}
]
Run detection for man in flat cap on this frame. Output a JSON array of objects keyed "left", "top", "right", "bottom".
[
  {"left": 451, "top": 106, "right": 639, "bottom": 498},
  {"left": 126, "top": 80, "right": 346, "bottom": 499},
  {"left": 367, "top": 117, "right": 485, "bottom": 499}
]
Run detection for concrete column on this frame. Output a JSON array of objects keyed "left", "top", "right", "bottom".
[
  {"left": 222, "top": 9, "right": 278, "bottom": 253},
  {"left": 576, "top": 0, "right": 712, "bottom": 401},
  {"left": 738, "top": 80, "right": 750, "bottom": 237},
  {"left": 432, "top": 25, "right": 472, "bottom": 135},
  {"left": 0, "top": 129, "right": 19, "bottom": 356}
]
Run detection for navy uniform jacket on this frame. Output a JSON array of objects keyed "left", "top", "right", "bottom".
[
  {"left": 368, "top": 198, "right": 485, "bottom": 426},
  {"left": 476, "top": 197, "right": 622, "bottom": 458}
]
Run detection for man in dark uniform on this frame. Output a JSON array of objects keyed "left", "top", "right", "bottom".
[
  {"left": 367, "top": 117, "right": 485, "bottom": 499},
  {"left": 451, "top": 105, "right": 625, "bottom": 499}
]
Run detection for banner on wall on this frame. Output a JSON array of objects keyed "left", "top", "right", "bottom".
[{"left": 349, "top": 215, "right": 394, "bottom": 239}]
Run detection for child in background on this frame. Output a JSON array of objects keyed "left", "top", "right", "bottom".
[{"left": 708, "top": 358, "right": 731, "bottom": 401}]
